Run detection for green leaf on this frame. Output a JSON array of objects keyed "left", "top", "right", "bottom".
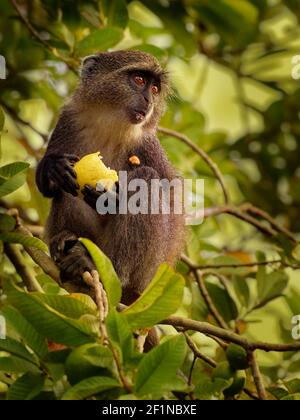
[
  {"left": 284, "top": 379, "right": 300, "bottom": 394},
  {"left": 1, "top": 306, "right": 48, "bottom": 359},
  {"left": 256, "top": 270, "right": 288, "bottom": 308},
  {"left": 76, "top": 28, "right": 123, "bottom": 55},
  {"left": 134, "top": 335, "right": 186, "bottom": 397},
  {"left": 285, "top": 288, "right": 300, "bottom": 314},
  {"left": 80, "top": 238, "right": 122, "bottom": 307},
  {"left": 194, "top": 375, "right": 231, "bottom": 400},
  {"left": 292, "top": 243, "right": 300, "bottom": 262},
  {"left": 0, "top": 356, "right": 40, "bottom": 374},
  {"left": 36, "top": 274, "right": 61, "bottom": 294},
  {"left": 0, "top": 214, "right": 16, "bottom": 232},
  {"left": 232, "top": 276, "right": 250, "bottom": 308},
  {"left": 0, "top": 162, "right": 30, "bottom": 197},
  {"left": 0, "top": 232, "right": 48, "bottom": 252},
  {"left": 62, "top": 376, "right": 120, "bottom": 400},
  {"left": 193, "top": 0, "right": 258, "bottom": 48},
  {"left": 205, "top": 282, "right": 238, "bottom": 322},
  {"left": 123, "top": 264, "right": 185, "bottom": 330},
  {"left": 267, "top": 386, "right": 289, "bottom": 400},
  {"left": 102, "top": 0, "right": 128, "bottom": 28},
  {"left": 106, "top": 309, "right": 135, "bottom": 365},
  {"left": 69, "top": 293, "right": 98, "bottom": 312},
  {"left": 35, "top": 293, "right": 97, "bottom": 319},
  {"left": 66, "top": 343, "right": 114, "bottom": 385},
  {"left": 6, "top": 373, "right": 44, "bottom": 400},
  {"left": 0, "top": 336, "right": 37, "bottom": 365},
  {"left": 281, "top": 393, "right": 300, "bottom": 401},
  {"left": 4, "top": 280, "right": 97, "bottom": 346},
  {"left": 0, "top": 161, "right": 29, "bottom": 178}
]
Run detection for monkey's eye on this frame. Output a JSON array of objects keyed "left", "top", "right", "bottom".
[
  {"left": 151, "top": 84, "right": 159, "bottom": 95},
  {"left": 133, "top": 75, "right": 146, "bottom": 86}
]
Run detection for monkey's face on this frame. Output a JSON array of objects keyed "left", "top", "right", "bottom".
[
  {"left": 124, "top": 70, "right": 162, "bottom": 125},
  {"left": 77, "top": 51, "right": 169, "bottom": 130}
]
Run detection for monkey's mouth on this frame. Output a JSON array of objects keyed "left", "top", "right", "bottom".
[{"left": 132, "top": 109, "right": 146, "bottom": 123}]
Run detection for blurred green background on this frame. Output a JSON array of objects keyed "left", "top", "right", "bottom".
[{"left": 1, "top": 0, "right": 300, "bottom": 387}]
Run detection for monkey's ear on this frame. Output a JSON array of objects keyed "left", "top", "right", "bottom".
[{"left": 80, "top": 55, "right": 99, "bottom": 78}]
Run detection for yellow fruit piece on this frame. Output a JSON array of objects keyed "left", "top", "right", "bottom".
[{"left": 74, "top": 152, "right": 118, "bottom": 192}]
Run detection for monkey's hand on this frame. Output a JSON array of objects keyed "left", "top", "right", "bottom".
[
  {"left": 43, "top": 154, "right": 80, "bottom": 197},
  {"left": 82, "top": 184, "right": 119, "bottom": 212}
]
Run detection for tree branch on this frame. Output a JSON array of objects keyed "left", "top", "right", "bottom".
[
  {"left": 158, "top": 127, "right": 229, "bottom": 204},
  {"left": 194, "top": 270, "right": 230, "bottom": 330},
  {"left": 6, "top": 209, "right": 61, "bottom": 284},
  {"left": 4, "top": 243, "right": 43, "bottom": 292},
  {"left": 247, "top": 350, "right": 268, "bottom": 400},
  {"left": 240, "top": 203, "right": 296, "bottom": 243},
  {"left": 162, "top": 316, "right": 300, "bottom": 352}
]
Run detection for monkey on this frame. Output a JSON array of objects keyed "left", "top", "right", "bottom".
[{"left": 36, "top": 50, "right": 185, "bottom": 306}]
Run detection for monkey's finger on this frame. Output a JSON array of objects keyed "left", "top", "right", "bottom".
[
  {"left": 82, "top": 187, "right": 100, "bottom": 200},
  {"left": 82, "top": 185, "right": 101, "bottom": 207},
  {"left": 61, "top": 255, "right": 89, "bottom": 275},
  {"left": 48, "top": 167, "right": 65, "bottom": 189},
  {"left": 66, "top": 259, "right": 95, "bottom": 279},
  {"left": 62, "top": 154, "right": 80, "bottom": 163},
  {"left": 57, "top": 160, "right": 78, "bottom": 180},
  {"left": 65, "top": 162, "right": 78, "bottom": 178},
  {"left": 49, "top": 167, "right": 79, "bottom": 196},
  {"left": 62, "top": 172, "right": 80, "bottom": 194}
]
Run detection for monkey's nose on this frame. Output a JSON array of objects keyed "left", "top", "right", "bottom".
[{"left": 143, "top": 94, "right": 149, "bottom": 104}]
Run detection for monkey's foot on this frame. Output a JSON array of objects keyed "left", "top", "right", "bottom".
[
  {"left": 57, "top": 241, "right": 96, "bottom": 283},
  {"left": 50, "top": 230, "right": 78, "bottom": 263}
]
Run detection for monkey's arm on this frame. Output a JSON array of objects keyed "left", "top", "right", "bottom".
[
  {"left": 36, "top": 154, "right": 79, "bottom": 198},
  {"left": 36, "top": 110, "right": 80, "bottom": 198}
]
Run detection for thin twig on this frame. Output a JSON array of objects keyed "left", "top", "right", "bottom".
[
  {"left": 6, "top": 210, "right": 61, "bottom": 284},
  {"left": 4, "top": 243, "right": 43, "bottom": 292},
  {"left": 247, "top": 350, "right": 268, "bottom": 400},
  {"left": 183, "top": 332, "right": 217, "bottom": 368},
  {"left": 9, "top": 0, "right": 78, "bottom": 72},
  {"left": 162, "top": 316, "right": 300, "bottom": 352},
  {"left": 195, "top": 270, "right": 230, "bottom": 330},
  {"left": 243, "top": 387, "right": 260, "bottom": 400},
  {"left": 158, "top": 127, "right": 229, "bottom": 204},
  {"left": 240, "top": 203, "right": 296, "bottom": 243},
  {"left": 182, "top": 255, "right": 300, "bottom": 271},
  {"left": 182, "top": 255, "right": 230, "bottom": 329},
  {"left": 1, "top": 101, "right": 47, "bottom": 143},
  {"left": 188, "top": 355, "right": 197, "bottom": 387}
]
